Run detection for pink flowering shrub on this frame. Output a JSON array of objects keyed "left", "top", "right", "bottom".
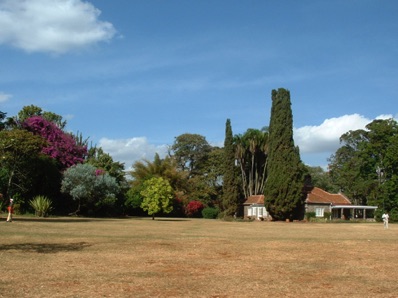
[
  {"left": 95, "top": 169, "right": 106, "bottom": 176},
  {"left": 23, "top": 116, "right": 87, "bottom": 168},
  {"left": 185, "top": 200, "right": 204, "bottom": 217}
]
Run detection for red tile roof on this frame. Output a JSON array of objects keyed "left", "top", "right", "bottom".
[
  {"left": 244, "top": 195, "right": 264, "bottom": 205},
  {"left": 306, "top": 187, "right": 351, "bottom": 205}
]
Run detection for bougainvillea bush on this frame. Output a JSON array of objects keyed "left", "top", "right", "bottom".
[
  {"left": 185, "top": 200, "right": 204, "bottom": 217},
  {"left": 23, "top": 116, "right": 87, "bottom": 168}
]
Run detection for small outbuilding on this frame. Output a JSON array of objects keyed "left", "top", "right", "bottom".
[{"left": 243, "top": 195, "right": 268, "bottom": 220}]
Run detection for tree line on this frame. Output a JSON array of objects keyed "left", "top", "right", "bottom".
[{"left": 1, "top": 89, "right": 397, "bottom": 221}]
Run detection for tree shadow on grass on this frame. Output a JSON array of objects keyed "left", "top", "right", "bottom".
[
  {"left": 125, "top": 217, "right": 192, "bottom": 222},
  {"left": 0, "top": 242, "right": 91, "bottom": 254},
  {"left": 155, "top": 218, "right": 191, "bottom": 222},
  {"left": 12, "top": 217, "right": 128, "bottom": 223},
  {"left": 9, "top": 216, "right": 191, "bottom": 223}
]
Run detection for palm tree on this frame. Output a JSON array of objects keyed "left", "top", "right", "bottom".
[
  {"left": 234, "top": 128, "right": 268, "bottom": 197},
  {"left": 130, "top": 153, "right": 187, "bottom": 191}
]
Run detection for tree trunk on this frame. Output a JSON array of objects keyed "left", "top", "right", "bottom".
[{"left": 69, "top": 198, "right": 81, "bottom": 216}]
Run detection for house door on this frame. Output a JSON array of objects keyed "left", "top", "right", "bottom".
[{"left": 332, "top": 209, "right": 339, "bottom": 219}]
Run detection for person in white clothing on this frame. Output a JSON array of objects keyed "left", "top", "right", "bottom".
[{"left": 382, "top": 212, "right": 389, "bottom": 229}]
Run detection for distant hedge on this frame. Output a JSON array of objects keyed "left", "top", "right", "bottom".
[{"left": 202, "top": 207, "right": 219, "bottom": 219}]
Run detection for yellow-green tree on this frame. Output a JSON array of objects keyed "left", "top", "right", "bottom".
[{"left": 140, "top": 177, "right": 174, "bottom": 220}]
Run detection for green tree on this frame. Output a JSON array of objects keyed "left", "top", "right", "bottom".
[
  {"left": 128, "top": 153, "right": 188, "bottom": 216},
  {"left": 201, "top": 146, "right": 225, "bottom": 206},
  {"left": 364, "top": 119, "right": 398, "bottom": 214},
  {"left": 26, "top": 155, "right": 63, "bottom": 211},
  {"left": 0, "top": 111, "right": 6, "bottom": 131},
  {"left": 61, "top": 163, "right": 120, "bottom": 216},
  {"left": 87, "top": 147, "right": 126, "bottom": 185},
  {"left": 125, "top": 184, "right": 146, "bottom": 216},
  {"left": 130, "top": 155, "right": 161, "bottom": 186},
  {"left": 264, "top": 88, "right": 305, "bottom": 221},
  {"left": 328, "top": 129, "right": 370, "bottom": 205},
  {"left": 234, "top": 128, "right": 268, "bottom": 198},
  {"left": 17, "top": 105, "right": 67, "bottom": 129},
  {"left": 172, "top": 145, "right": 225, "bottom": 208},
  {"left": 130, "top": 153, "right": 187, "bottom": 191},
  {"left": 170, "top": 134, "right": 224, "bottom": 208},
  {"left": 305, "top": 165, "right": 338, "bottom": 193},
  {"left": 329, "top": 118, "right": 398, "bottom": 219},
  {"left": 86, "top": 147, "right": 127, "bottom": 215},
  {"left": 140, "top": 177, "right": 174, "bottom": 220},
  {"left": 171, "top": 133, "right": 211, "bottom": 177},
  {"left": 221, "top": 119, "right": 240, "bottom": 216},
  {"left": 0, "top": 129, "right": 46, "bottom": 200},
  {"left": 183, "top": 174, "right": 216, "bottom": 206}
]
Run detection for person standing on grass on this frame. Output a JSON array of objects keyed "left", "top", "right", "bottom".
[
  {"left": 6, "top": 198, "right": 13, "bottom": 222},
  {"left": 382, "top": 212, "right": 389, "bottom": 229}
]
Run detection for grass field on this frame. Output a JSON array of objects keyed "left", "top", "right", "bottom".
[{"left": 0, "top": 216, "right": 397, "bottom": 298}]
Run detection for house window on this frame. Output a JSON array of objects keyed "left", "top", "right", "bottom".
[
  {"left": 315, "top": 208, "right": 324, "bottom": 217},
  {"left": 258, "top": 208, "right": 263, "bottom": 216},
  {"left": 248, "top": 208, "right": 252, "bottom": 217}
]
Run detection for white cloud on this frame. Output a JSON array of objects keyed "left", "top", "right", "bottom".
[
  {"left": 0, "top": 91, "right": 11, "bottom": 103},
  {"left": 0, "top": 0, "right": 116, "bottom": 54},
  {"left": 98, "top": 137, "right": 169, "bottom": 171},
  {"left": 375, "top": 114, "right": 396, "bottom": 121},
  {"left": 63, "top": 114, "right": 75, "bottom": 121},
  {"left": 98, "top": 114, "right": 398, "bottom": 171},
  {"left": 294, "top": 113, "right": 397, "bottom": 155}
]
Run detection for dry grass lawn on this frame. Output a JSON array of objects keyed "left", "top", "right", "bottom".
[{"left": 0, "top": 215, "right": 397, "bottom": 297}]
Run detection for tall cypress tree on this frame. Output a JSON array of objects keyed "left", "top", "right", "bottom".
[
  {"left": 264, "top": 88, "right": 305, "bottom": 221},
  {"left": 222, "top": 119, "right": 240, "bottom": 217}
]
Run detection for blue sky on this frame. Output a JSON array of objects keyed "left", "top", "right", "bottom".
[{"left": 1, "top": 0, "right": 397, "bottom": 170}]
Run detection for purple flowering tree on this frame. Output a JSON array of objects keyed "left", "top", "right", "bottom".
[{"left": 23, "top": 116, "right": 87, "bottom": 168}]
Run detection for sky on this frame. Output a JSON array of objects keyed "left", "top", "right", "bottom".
[{"left": 1, "top": 0, "right": 397, "bottom": 170}]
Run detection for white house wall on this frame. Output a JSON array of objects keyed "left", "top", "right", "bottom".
[{"left": 246, "top": 204, "right": 267, "bottom": 220}]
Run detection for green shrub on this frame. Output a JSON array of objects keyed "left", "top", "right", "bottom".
[
  {"left": 9, "top": 193, "right": 23, "bottom": 214},
  {"left": 324, "top": 212, "right": 331, "bottom": 219},
  {"left": 202, "top": 207, "right": 219, "bottom": 219},
  {"left": 375, "top": 209, "right": 383, "bottom": 222},
  {"left": 375, "top": 209, "right": 398, "bottom": 223},
  {"left": 12, "top": 203, "right": 21, "bottom": 215},
  {"left": 305, "top": 212, "right": 316, "bottom": 221},
  {"left": 310, "top": 217, "right": 328, "bottom": 223},
  {"left": 29, "top": 195, "right": 53, "bottom": 217},
  {"left": 389, "top": 209, "right": 398, "bottom": 223}
]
